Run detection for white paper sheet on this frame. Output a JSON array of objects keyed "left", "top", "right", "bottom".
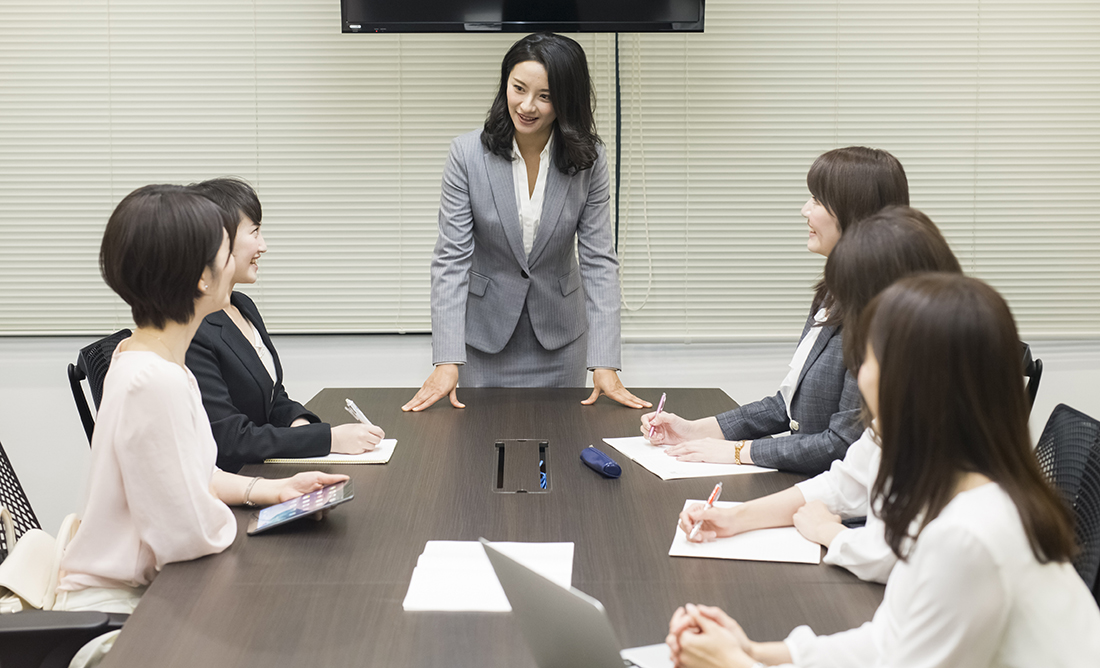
[
  {"left": 669, "top": 500, "right": 822, "bottom": 564},
  {"left": 401, "top": 540, "right": 574, "bottom": 612},
  {"left": 602, "top": 436, "right": 774, "bottom": 480},
  {"left": 265, "top": 438, "right": 397, "bottom": 464},
  {"left": 621, "top": 643, "right": 675, "bottom": 667}
]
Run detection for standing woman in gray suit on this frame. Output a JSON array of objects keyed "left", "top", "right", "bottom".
[
  {"left": 643, "top": 148, "right": 909, "bottom": 475},
  {"left": 403, "top": 33, "right": 649, "bottom": 411}
]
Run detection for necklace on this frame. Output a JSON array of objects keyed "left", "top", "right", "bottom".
[{"left": 133, "top": 329, "right": 183, "bottom": 366}]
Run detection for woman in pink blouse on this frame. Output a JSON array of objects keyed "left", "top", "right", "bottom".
[{"left": 54, "top": 185, "right": 345, "bottom": 658}]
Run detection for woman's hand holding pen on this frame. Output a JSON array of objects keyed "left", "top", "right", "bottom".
[
  {"left": 331, "top": 423, "right": 385, "bottom": 454},
  {"left": 678, "top": 503, "right": 741, "bottom": 543},
  {"left": 642, "top": 413, "right": 722, "bottom": 446},
  {"left": 403, "top": 364, "right": 465, "bottom": 412}
]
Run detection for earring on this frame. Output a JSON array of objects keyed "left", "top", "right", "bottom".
[{"left": 203, "top": 284, "right": 209, "bottom": 290}]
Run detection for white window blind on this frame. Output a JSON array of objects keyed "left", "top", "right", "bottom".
[{"left": 1, "top": 1, "right": 1097, "bottom": 339}]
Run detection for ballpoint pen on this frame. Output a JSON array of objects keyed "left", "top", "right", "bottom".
[
  {"left": 688, "top": 481, "right": 723, "bottom": 540},
  {"left": 345, "top": 398, "right": 374, "bottom": 426},
  {"left": 647, "top": 392, "right": 667, "bottom": 440}
]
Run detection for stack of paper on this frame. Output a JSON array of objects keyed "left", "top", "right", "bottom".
[
  {"left": 669, "top": 500, "right": 821, "bottom": 564},
  {"left": 265, "top": 438, "right": 397, "bottom": 464},
  {"left": 602, "top": 436, "right": 774, "bottom": 480},
  {"left": 401, "top": 540, "right": 574, "bottom": 612}
]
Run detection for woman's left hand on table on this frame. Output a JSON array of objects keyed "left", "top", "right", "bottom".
[{"left": 583, "top": 369, "right": 652, "bottom": 408}]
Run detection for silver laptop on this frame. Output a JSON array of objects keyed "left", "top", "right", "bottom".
[{"left": 480, "top": 537, "right": 663, "bottom": 668}]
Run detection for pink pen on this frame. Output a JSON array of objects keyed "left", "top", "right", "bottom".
[
  {"left": 647, "top": 392, "right": 667, "bottom": 440},
  {"left": 688, "top": 482, "right": 723, "bottom": 540}
]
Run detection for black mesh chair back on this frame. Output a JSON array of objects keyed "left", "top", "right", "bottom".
[
  {"left": 67, "top": 329, "right": 131, "bottom": 445},
  {"left": 1034, "top": 404, "right": 1100, "bottom": 599},
  {"left": 0, "top": 438, "right": 42, "bottom": 564},
  {"left": 1020, "top": 342, "right": 1043, "bottom": 411}
]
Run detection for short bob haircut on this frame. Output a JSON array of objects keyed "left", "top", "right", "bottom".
[
  {"left": 190, "top": 176, "right": 263, "bottom": 241},
  {"left": 481, "top": 32, "right": 600, "bottom": 175},
  {"left": 855, "top": 273, "right": 1076, "bottom": 564},
  {"left": 809, "top": 146, "right": 910, "bottom": 312},
  {"left": 825, "top": 205, "right": 962, "bottom": 335},
  {"left": 100, "top": 184, "right": 234, "bottom": 329}
]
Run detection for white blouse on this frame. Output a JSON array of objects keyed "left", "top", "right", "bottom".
[
  {"left": 779, "top": 308, "right": 829, "bottom": 423},
  {"left": 512, "top": 135, "right": 553, "bottom": 258},
  {"left": 796, "top": 427, "right": 897, "bottom": 583},
  {"left": 783, "top": 483, "right": 1100, "bottom": 668},
  {"left": 58, "top": 349, "right": 237, "bottom": 592}
]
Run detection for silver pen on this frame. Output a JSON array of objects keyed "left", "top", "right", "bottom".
[{"left": 344, "top": 398, "right": 374, "bottom": 426}]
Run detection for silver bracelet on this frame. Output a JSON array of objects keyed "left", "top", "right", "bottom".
[{"left": 243, "top": 476, "right": 261, "bottom": 507}]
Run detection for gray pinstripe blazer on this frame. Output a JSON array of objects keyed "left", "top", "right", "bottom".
[
  {"left": 716, "top": 307, "right": 863, "bottom": 475},
  {"left": 430, "top": 129, "right": 621, "bottom": 370}
]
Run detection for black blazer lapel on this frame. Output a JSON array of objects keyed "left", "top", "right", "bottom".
[{"left": 216, "top": 294, "right": 277, "bottom": 417}]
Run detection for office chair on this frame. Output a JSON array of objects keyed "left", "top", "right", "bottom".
[
  {"left": 1020, "top": 342, "right": 1043, "bottom": 411},
  {"left": 67, "top": 329, "right": 131, "bottom": 444},
  {"left": 0, "top": 437, "right": 128, "bottom": 668},
  {"left": 1034, "top": 404, "right": 1100, "bottom": 602}
]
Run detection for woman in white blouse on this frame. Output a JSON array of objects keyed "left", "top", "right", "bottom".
[
  {"left": 677, "top": 206, "right": 962, "bottom": 584},
  {"left": 642, "top": 147, "right": 910, "bottom": 475},
  {"left": 665, "top": 273, "right": 1100, "bottom": 668},
  {"left": 55, "top": 185, "right": 346, "bottom": 663}
]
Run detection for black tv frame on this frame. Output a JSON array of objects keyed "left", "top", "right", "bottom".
[{"left": 340, "top": 1, "right": 704, "bottom": 33}]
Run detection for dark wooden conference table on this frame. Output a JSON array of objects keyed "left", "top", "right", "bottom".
[{"left": 102, "top": 388, "right": 884, "bottom": 668}]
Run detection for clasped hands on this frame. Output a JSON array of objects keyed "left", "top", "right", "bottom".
[
  {"left": 666, "top": 604, "right": 759, "bottom": 668},
  {"left": 401, "top": 364, "right": 651, "bottom": 411}
]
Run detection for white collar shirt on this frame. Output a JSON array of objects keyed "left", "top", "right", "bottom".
[{"left": 512, "top": 135, "right": 553, "bottom": 258}]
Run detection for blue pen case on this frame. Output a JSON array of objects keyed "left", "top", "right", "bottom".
[{"left": 580, "top": 446, "right": 622, "bottom": 478}]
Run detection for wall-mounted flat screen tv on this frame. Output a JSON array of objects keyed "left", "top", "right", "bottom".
[{"left": 341, "top": 0, "right": 704, "bottom": 33}]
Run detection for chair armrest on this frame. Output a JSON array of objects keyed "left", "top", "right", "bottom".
[{"left": 0, "top": 610, "right": 128, "bottom": 668}]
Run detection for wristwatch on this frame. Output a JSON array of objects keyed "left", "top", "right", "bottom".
[{"left": 734, "top": 440, "right": 747, "bottom": 465}]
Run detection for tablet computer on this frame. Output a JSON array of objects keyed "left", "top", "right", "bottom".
[{"left": 246, "top": 479, "right": 354, "bottom": 535}]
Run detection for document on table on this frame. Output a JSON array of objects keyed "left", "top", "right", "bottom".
[
  {"left": 602, "top": 436, "right": 774, "bottom": 480},
  {"left": 401, "top": 540, "right": 574, "bottom": 612},
  {"left": 621, "top": 643, "right": 674, "bottom": 667},
  {"left": 265, "top": 438, "right": 397, "bottom": 464},
  {"left": 669, "top": 500, "right": 821, "bottom": 564}
]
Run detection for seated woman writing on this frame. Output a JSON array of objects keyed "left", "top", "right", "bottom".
[
  {"left": 55, "top": 185, "right": 346, "bottom": 665},
  {"left": 643, "top": 147, "right": 909, "bottom": 475},
  {"left": 665, "top": 273, "right": 1100, "bottom": 668},
  {"left": 186, "top": 177, "right": 384, "bottom": 472},
  {"left": 675, "top": 206, "right": 962, "bottom": 584}
]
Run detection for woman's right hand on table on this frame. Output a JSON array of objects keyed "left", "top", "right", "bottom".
[
  {"left": 678, "top": 502, "right": 741, "bottom": 542},
  {"left": 642, "top": 412, "right": 719, "bottom": 445},
  {"left": 402, "top": 363, "right": 465, "bottom": 412}
]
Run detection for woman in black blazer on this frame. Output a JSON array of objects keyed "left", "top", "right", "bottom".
[{"left": 186, "top": 177, "right": 384, "bottom": 473}]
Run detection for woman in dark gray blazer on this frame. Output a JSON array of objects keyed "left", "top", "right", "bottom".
[
  {"left": 186, "top": 178, "right": 384, "bottom": 473},
  {"left": 643, "top": 148, "right": 909, "bottom": 475},
  {"left": 403, "top": 32, "right": 649, "bottom": 412}
]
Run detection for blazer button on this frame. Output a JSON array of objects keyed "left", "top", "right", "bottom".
[
  {"left": 521, "top": 270, "right": 529, "bottom": 279},
  {"left": 790, "top": 419, "right": 800, "bottom": 432}
]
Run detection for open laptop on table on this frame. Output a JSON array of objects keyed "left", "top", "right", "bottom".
[{"left": 479, "top": 538, "right": 672, "bottom": 668}]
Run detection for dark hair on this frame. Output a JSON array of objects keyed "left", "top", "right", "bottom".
[
  {"left": 809, "top": 147, "right": 909, "bottom": 312},
  {"left": 100, "top": 184, "right": 234, "bottom": 329},
  {"left": 189, "top": 176, "right": 262, "bottom": 241},
  {"left": 825, "top": 206, "right": 962, "bottom": 337},
  {"left": 481, "top": 32, "right": 600, "bottom": 174},
  {"left": 859, "top": 273, "right": 1076, "bottom": 563}
]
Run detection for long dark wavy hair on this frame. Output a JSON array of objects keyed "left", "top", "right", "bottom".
[
  {"left": 808, "top": 147, "right": 909, "bottom": 314},
  {"left": 481, "top": 32, "right": 600, "bottom": 175},
  {"left": 824, "top": 206, "right": 962, "bottom": 336},
  {"left": 853, "top": 274, "right": 1076, "bottom": 563}
]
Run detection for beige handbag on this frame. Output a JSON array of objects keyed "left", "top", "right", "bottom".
[{"left": 0, "top": 507, "right": 80, "bottom": 612}]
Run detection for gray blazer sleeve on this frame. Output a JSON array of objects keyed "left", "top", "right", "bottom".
[
  {"left": 430, "top": 136, "right": 476, "bottom": 365},
  {"left": 716, "top": 311, "right": 863, "bottom": 475},
  {"left": 576, "top": 148, "right": 621, "bottom": 369}
]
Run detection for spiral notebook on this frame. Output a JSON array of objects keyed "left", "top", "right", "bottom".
[{"left": 265, "top": 438, "right": 397, "bottom": 464}]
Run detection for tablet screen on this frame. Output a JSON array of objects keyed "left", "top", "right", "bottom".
[{"left": 248, "top": 479, "right": 354, "bottom": 535}]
